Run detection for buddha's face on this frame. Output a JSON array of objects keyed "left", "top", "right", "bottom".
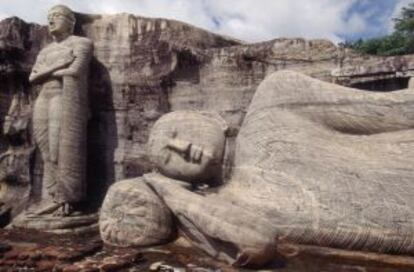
[
  {"left": 148, "top": 111, "right": 227, "bottom": 183},
  {"left": 47, "top": 6, "right": 74, "bottom": 35}
]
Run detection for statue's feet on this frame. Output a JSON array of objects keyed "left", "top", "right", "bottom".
[
  {"left": 27, "top": 202, "right": 81, "bottom": 217},
  {"left": 27, "top": 201, "right": 61, "bottom": 216},
  {"left": 53, "top": 203, "right": 74, "bottom": 217}
]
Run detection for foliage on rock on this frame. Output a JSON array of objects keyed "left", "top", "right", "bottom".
[{"left": 344, "top": 2, "right": 414, "bottom": 56}]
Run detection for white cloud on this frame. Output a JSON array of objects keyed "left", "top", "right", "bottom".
[
  {"left": 200, "top": 0, "right": 362, "bottom": 42},
  {"left": 0, "top": 12, "right": 9, "bottom": 21},
  {"left": 0, "top": 0, "right": 411, "bottom": 43}
]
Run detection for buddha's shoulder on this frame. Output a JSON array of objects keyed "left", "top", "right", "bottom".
[
  {"left": 66, "top": 35, "right": 93, "bottom": 48},
  {"left": 38, "top": 43, "right": 55, "bottom": 54}
]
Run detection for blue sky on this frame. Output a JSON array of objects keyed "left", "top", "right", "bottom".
[
  {"left": 342, "top": 0, "right": 409, "bottom": 41},
  {"left": 0, "top": 0, "right": 411, "bottom": 43}
]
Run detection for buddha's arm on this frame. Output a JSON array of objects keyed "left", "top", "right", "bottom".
[
  {"left": 29, "top": 52, "right": 74, "bottom": 84},
  {"left": 53, "top": 39, "right": 93, "bottom": 78},
  {"left": 143, "top": 173, "right": 277, "bottom": 268}
]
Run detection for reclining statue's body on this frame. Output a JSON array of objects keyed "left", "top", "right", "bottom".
[{"left": 100, "top": 70, "right": 414, "bottom": 268}]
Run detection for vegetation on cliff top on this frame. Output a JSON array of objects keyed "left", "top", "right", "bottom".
[{"left": 344, "top": 2, "right": 414, "bottom": 56}]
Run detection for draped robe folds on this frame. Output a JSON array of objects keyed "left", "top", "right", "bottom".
[
  {"left": 220, "top": 70, "right": 414, "bottom": 254},
  {"left": 100, "top": 70, "right": 414, "bottom": 267},
  {"left": 32, "top": 36, "right": 93, "bottom": 204}
]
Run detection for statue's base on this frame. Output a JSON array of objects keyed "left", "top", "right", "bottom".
[
  {"left": 9, "top": 212, "right": 99, "bottom": 235},
  {"left": 0, "top": 228, "right": 413, "bottom": 272}
]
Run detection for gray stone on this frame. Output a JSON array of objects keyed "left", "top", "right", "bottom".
[
  {"left": 101, "top": 111, "right": 277, "bottom": 268},
  {"left": 28, "top": 5, "right": 93, "bottom": 216},
  {"left": 101, "top": 70, "right": 414, "bottom": 268},
  {"left": 2, "top": 5, "right": 414, "bottom": 269},
  {"left": 144, "top": 173, "right": 278, "bottom": 268},
  {"left": 11, "top": 213, "right": 99, "bottom": 234},
  {"left": 147, "top": 111, "right": 228, "bottom": 183},
  {"left": 100, "top": 178, "right": 173, "bottom": 247},
  {"left": 2, "top": 12, "right": 414, "bottom": 213},
  {"left": 8, "top": 5, "right": 97, "bottom": 233},
  {"left": 0, "top": 148, "right": 32, "bottom": 220},
  {"left": 222, "top": 70, "right": 414, "bottom": 254}
]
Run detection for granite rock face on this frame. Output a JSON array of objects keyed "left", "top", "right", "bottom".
[
  {"left": 2, "top": 12, "right": 414, "bottom": 217},
  {"left": 333, "top": 50, "right": 414, "bottom": 90}
]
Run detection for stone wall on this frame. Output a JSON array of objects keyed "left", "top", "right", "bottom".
[{"left": 1, "top": 13, "right": 414, "bottom": 210}]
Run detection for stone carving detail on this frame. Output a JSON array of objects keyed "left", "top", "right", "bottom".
[
  {"left": 143, "top": 173, "right": 278, "bottom": 267},
  {"left": 100, "top": 70, "right": 414, "bottom": 268},
  {"left": 10, "top": 5, "right": 95, "bottom": 233},
  {"left": 100, "top": 178, "right": 173, "bottom": 247},
  {"left": 3, "top": 4, "right": 414, "bottom": 268},
  {"left": 147, "top": 111, "right": 228, "bottom": 183},
  {"left": 100, "top": 111, "right": 278, "bottom": 267},
  {"left": 224, "top": 70, "right": 414, "bottom": 254},
  {"left": 28, "top": 5, "right": 93, "bottom": 216}
]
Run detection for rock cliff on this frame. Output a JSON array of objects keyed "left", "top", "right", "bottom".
[{"left": 1, "top": 12, "right": 414, "bottom": 217}]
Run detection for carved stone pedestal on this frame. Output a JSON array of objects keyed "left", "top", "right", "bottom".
[{"left": 10, "top": 213, "right": 99, "bottom": 235}]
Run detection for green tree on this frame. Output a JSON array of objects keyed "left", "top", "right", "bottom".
[
  {"left": 394, "top": 2, "right": 414, "bottom": 33},
  {"left": 346, "top": 2, "right": 414, "bottom": 56}
]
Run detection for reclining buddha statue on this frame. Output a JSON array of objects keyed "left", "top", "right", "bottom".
[{"left": 100, "top": 70, "right": 414, "bottom": 268}]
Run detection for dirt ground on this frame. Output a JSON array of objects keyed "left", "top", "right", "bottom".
[{"left": 0, "top": 228, "right": 414, "bottom": 271}]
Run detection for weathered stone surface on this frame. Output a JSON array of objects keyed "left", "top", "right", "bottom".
[
  {"left": 3, "top": 10, "right": 414, "bottom": 269},
  {"left": 100, "top": 178, "right": 173, "bottom": 247},
  {"left": 333, "top": 48, "right": 414, "bottom": 88},
  {"left": 144, "top": 173, "right": 278, "bottom": 268},
  {"left": 221, "top": 70, "right": 414, "bottom": 254},
  {"left": 11, "top": 213, "right": 99, "bottom": 234},
  {"left": 0, "top": 16, "right": 49, "bottom": 151},
  {"left": 102, "top": 70, "right": 414, "bottom": 267},
  {"left": 147, "top": 111, "right": 228, "bottom": 183},
  {"left": 28, "top": 5, "right": 94, "bottom": 219},
  {"left": 101, "top": 110, "right": 279, "bottom": 267},
  {"left": 0, "top": 147, "right": 32, "bottom": 223},
  {"left": 3, "top": 13, "right": 414, "bottom": 219}
]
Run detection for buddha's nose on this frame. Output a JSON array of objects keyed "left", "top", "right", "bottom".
[{"left": 166, "top": 138, "right": 191, "bottom": 155}]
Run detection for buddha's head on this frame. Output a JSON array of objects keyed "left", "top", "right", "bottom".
[
  {"left": 47, "top": 5, "right": 76, "bottom": 36},
  {"left": 148, "top": 111, "right": 228, "bottom": 184}
]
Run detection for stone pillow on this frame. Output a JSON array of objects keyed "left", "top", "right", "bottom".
[{"left": 100, "top": 178, "right": 173, "bottom": 247}]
